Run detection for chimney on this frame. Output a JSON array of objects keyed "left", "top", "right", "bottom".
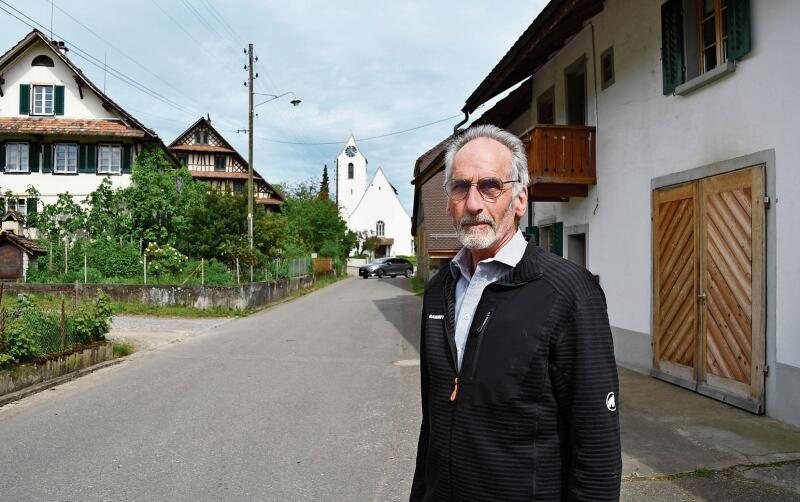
[{"left": 50, "top": 40, "right": 69, "bottom": 55}]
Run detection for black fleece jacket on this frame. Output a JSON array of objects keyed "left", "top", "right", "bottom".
[{"left": 410, "top": 239, "right": 621, "bottom": 501}]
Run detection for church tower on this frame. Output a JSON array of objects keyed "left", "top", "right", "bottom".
[{"left": 335, "top": 135, "right": 367, "bottom": 220}]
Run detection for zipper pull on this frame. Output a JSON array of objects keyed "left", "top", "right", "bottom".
[
  {"left": 476, "top": 311, "right": 493, "bottom": 334},
  {"left": 450, "top": 377, "right": 459, "bottom": 401}
]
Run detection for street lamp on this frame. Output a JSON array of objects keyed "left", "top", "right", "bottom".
[{"left": 247, "top": 90, "right": 301, "bottom": 259}]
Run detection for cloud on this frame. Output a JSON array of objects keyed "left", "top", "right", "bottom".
[{"left": 0, "top": 0, "right": 547, "bottom": 212}]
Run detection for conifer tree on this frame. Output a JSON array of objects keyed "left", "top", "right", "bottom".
[{"left": 319, "top": 164, "right": 330, "bottom": 200}]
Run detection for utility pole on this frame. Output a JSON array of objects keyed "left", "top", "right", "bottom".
[{"left": 247, "top": 43, "right": 254, "bottom": 256}]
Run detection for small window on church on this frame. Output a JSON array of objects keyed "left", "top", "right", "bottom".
[
  {"left": 348, "top": 163, "right": 354, "bottom": 179},
  {"left": 376, "top": 220, "right": 385, "bottom": 236},
  {"left": 32, "top": 55, "right": 55, "bottom": 67}
]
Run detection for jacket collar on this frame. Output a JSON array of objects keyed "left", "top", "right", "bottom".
[{"left": 493, "top": 237, "right": 545, "bottom": 287}]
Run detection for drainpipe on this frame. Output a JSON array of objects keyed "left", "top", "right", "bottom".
[
  {"left": 589, "top": 21, "right": 600, "bottom": 216},
  {"left": 453, "top": 111, "right": 469, "bottom": 135}
]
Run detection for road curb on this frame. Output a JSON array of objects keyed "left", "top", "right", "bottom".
[{"left": 0, "top": 356, "right": 126, "bottom": 408}]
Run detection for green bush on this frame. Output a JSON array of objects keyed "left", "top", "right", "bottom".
[
  {"left": 73, "top": 291, "right": 113, "bottom": 344},
  {"left": 203, "top": 259, "right": 234, "bottom": 285}
]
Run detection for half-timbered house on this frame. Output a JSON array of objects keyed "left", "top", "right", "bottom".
[{"left": 169, "top": 117, "right": 284, "bottom": 210}]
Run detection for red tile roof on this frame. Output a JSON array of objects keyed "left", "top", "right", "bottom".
[
  {"left": 170, "top": 144, "right": 235, "bottom": 153},
  {"left": 0, "top": 117, "right": 145, "bottom": 138}
]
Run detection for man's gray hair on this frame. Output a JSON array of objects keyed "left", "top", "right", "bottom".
[{"left": 444, "top": 124, "right": 530, "bottom": 198}]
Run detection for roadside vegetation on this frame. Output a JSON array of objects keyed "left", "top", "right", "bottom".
[
  {"left": 25, "top": 150, "right": 355, "bottom": 285},
  {"left": 0, "top": 291, "right": 113, "bottom": 369}
]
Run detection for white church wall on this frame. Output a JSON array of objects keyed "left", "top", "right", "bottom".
[{"left": 348, "top": 168, "right": 413, "bottom": 257}]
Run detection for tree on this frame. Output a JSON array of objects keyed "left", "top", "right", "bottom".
[
  {"left": 180, "top": 191, "right": 248, "bottom": 260},
  {"left": 283, "top": 196, "right": 354, "bottom": 258},
  {"left": 319, "top": 164, "right": 330, "bottom": 200},
  {"left": 122, "top": 149, "right": 205, "bottom": 246},
  {"left": 83, "top": 177, "right": 131, "bottom": 240}
]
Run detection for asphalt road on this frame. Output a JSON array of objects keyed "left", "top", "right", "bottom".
[{"left": 0, "top": 276, "right": 423, "bottom": 501}]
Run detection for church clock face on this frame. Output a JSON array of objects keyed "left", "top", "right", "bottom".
[{"left": 345, "top": 145, "right": 357, "bottom": 157}]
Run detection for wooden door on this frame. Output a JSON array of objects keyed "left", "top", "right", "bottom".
[
  {"left": 652, "top": 166, "right": 766, "bottom": 413},
  {"left": 652, "top": 182, "right": 699, "bottom": 389},
  {"left": 0, "top": 245, "right": 22, "bottom": 280},
  {"left": 697, "top": 166, "right": 765, "bottom": 412}
]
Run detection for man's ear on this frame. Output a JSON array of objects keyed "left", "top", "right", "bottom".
[{"left": 513, "top": 185, "right": 528, "bottom": 220}]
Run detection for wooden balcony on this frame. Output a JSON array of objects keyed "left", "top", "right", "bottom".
[{"left": 526, "top": 124, "right": 596, "bottom": 201}]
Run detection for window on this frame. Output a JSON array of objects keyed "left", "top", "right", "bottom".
[
  {"left": 97, "top": 144, "right": 122, "bottom": 174},
  {"left": 195, "top": 130, "right": 208, "bottom": 144},
  {"left": 536, "top": 87, "right": 555, "bottom": 124},
  {"left": 177, "top": 154, "right": 188, "bottom": 166},
  {"left": 564, "top": 56, "right": 587, "bottom": 126},
  {"left": 5, "top": 143, "right": 29, "bottom": 172},
  {"left": 697, "top": 0, "right": 728, "bottom": 73},
  {"left": 6, "top": 197, "right": 26, "bottom": 218},
  {"left": 660, "top": 0, "right": 750, "bottom": 94},
  {"left": 348, "top": 163, "right": 354, "bottom": 179},
  {"left": 233, "top": 180, "right": 245, "bottom": 193},
  {"left": 53, "top": 143, "right": 78, "bottom": 173},
  {"left": 214, "top": 155, "right": 226, "bottom": 172},
  {"left": 601, "top": 47, "right": 615, "bottom": 89},
  {"left": 32, "top": 84, "right": 54, "bottom": 115},
  {"left": 376, "top": 220, "right": 385, "bottom": 236},
  {"left": 31, "top": 55, "right": 54, "bottom": 67}
]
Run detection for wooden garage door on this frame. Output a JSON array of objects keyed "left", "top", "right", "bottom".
[
  {"left": 653, "top": 182, "right": 698, "bottom": 387},
  {"left": 652, "top": 165, "right": 765, "bottom": 413}
]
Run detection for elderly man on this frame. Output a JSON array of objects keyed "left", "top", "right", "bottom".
[{"left": 410, "top": 125, "right": 621, "bottom": 501}]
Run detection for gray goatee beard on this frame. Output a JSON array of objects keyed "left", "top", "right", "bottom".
[{"left": 455, "top": 214, "right": 497, "bottom": 250}]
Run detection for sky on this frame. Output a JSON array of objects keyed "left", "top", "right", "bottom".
[{"left": 0, "top": 0, "right": 547, "bottom": 214}]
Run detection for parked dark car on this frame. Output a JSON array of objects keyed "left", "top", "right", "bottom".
[{"left": 359, "top": 257, "right": 414, "bottom": 279}]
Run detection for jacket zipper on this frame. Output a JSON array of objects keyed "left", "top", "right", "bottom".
[{"left": 469, "top": 309, "right": 494, "bottom": 381}]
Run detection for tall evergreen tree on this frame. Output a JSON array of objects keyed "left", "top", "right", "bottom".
[{"left": 319, "top": 164, "right": 330, "bottom": 200}]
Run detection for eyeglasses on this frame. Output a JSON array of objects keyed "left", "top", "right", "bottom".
[{"left": 443, "top": 177, "right": 520, "bottom": 202}]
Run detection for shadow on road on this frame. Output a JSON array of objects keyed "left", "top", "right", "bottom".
[{"left": 372, "top": 289, "right": 421, "bottom": 353}]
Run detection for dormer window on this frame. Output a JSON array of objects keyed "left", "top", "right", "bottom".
[
  {"left": 32, "top": 85, "right": 54, "bottom": 115},
  {"left": 31, "top": 55, "right": 55, "bottom": 67}
]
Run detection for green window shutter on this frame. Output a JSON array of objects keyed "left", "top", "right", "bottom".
[
  {"left": 19, "top": 84, "right": 30, "bottom": 115},
  {"left": 660, "top": 0, "right": 684, "bottom": 95},
  {"left": 42, "top": 144, "right": 52, "bottom": 173},
  {"left": 26, "top": 197, "right": 38, "bottom": 215},
  {"left": 29, "top": 142, "right": 39, "bottom": 172},
  {"left": 727, "top": 0, "right": 751, "bottom": 61},
  {"left": 531, "top": 226, "right": 540, "bottom": 247},
  {"left": 79, "top": 144, "right": 92, "bottom": 173},
  {"left": 122, "top": 145, "right": 132, "bottom": 173},
  {"left": 0, "top": 143, "right": 5, "bottom": 172},
  {"left": 551, "top": 222, "right": 563, "bottom": 257},
  {"left": 54, "top": 85, "right": 65, "bottom": 115}
]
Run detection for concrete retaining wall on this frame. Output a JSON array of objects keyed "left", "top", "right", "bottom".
[
  {"left": 3, "top": 273, "right": 332, "bottom": 310},
  {"left": 0, "top": 341, "right": 113, "bottom": 397}
]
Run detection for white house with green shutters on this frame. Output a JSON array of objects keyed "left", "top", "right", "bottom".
[
  {"left": 0, "top": 29, "right": 175, "bottom": 234},
  {"left": 451, "top": 0, "right": 800, "bottom": 427}
]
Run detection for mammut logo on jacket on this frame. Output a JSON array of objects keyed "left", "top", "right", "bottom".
[{"left": 428, "top": 314, "right": 444, "bottom": 320}]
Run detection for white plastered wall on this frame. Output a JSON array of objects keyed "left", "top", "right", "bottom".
[
  {"left": 523, "top": 0, "right": 800, "bottom": 382},
  {"left": 335, "top": 136, "right": 367, "bottom": 220}
]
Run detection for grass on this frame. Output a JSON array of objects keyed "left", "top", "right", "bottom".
[
  {"left": 410, "top": 276, "right": 426, "bottom": 297},
  {"left": 112, "top": 340, "right": 135, "bottom": 357},
  {"left": 111, "top": 302, "right": 257, "bottom": 318}
]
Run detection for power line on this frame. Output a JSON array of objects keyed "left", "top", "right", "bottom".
[
  {"left": 42, "top": 0, "right": 206, "bottom": 111},
  {"left": 0, "top": 1, "right": 195, "bottom": 116},
  {"left": 250, "top": 114, "right": 462, "bottom": 145},
  {"left": 149, "top": 0, "right": 205, "bottom": 48}
]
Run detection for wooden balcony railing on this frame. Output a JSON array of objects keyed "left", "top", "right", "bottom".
[{"left": 526, "top": 124, "right": 596, "bottom": 201}]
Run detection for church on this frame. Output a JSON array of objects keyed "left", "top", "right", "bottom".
[{"left": 335, "top": 136, "right": 412, "bottom": 258}]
